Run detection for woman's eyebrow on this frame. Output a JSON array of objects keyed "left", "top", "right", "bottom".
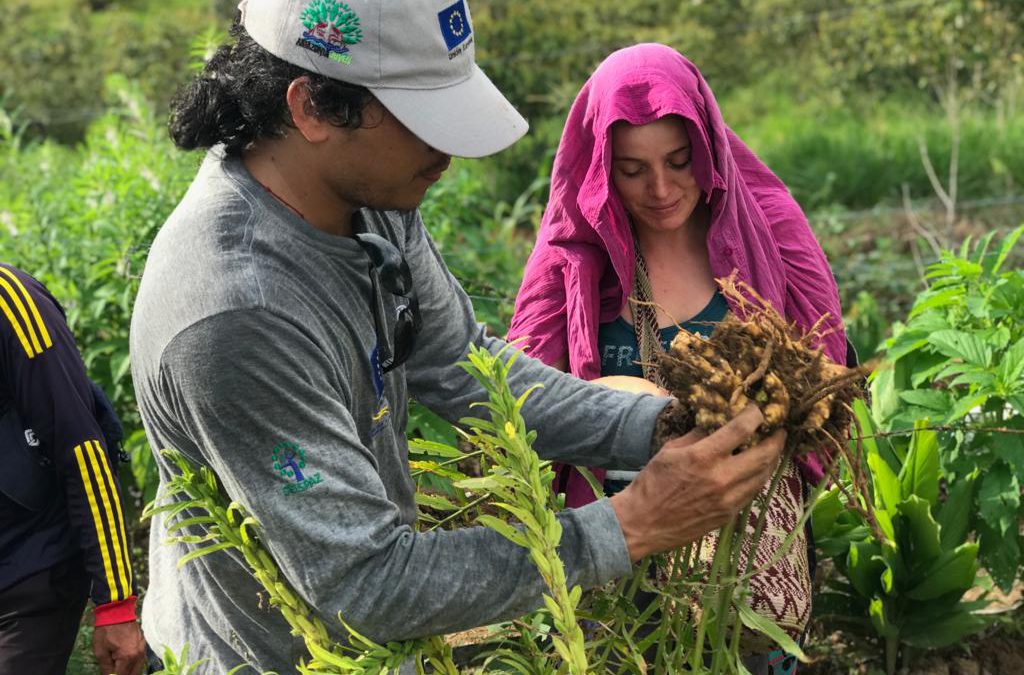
[{"left": 613, "top": 144, "right": 691, "bottom": 162}]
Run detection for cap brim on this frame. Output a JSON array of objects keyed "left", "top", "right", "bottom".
[{"left": 370, "top": 64, "right": 528, "bottom": 159}]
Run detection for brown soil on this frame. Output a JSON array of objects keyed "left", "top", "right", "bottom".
[
  {"left": 905, "top": 636, "right": 1024, "bottom": 675},
  {"left": 801, "top": 631, "right": 1024, "bottom": 675},
  {"left": 802, "top": 596, "right": 1024, "bottom": 675}
]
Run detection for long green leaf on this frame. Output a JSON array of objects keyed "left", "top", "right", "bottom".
[
  {"left": 165, "top": 515, "right": 218, "bottom": 533},
  {"left": 848, "top": 540, "right": 885, "bottom": 598},
  {"left": 997, "top": 337, "right": 1024, "bottom": 389},
  {"left": 573, "top": 466, "right": 606, "bottom": 502},
  {"left": 898, "top": 389, "right": 951, "bottom": 412},
  {"left": 736, "top": 603, "right": 809, "bottom": 662},
  {"left": 978, "top": 522, "right": 1022, "bottom": 592},
  {"left": 990, "top": 432, "right": 1024, "bottom": 482},
  {"left": 175, "top": 542, "right": 237, "bottom": 568},
  {"left": 868, "top": 597, "right": 897, "bottom": 639},
  {"left": 476, "top": 515, "right": 529, "bottom": 548},
  {"left": 898, "top": 421, "right": 939, "bottom": 505},
  {"left": 884, "top": 334, "right": 931, "bottom": 363},
  {"left": 495, "top": 502, "right": 544, "bottom": 534},
  {"left": 989, "top": 224, "right": 1024, "bottom": 276},
  {"left": 414, "top": 492, "right": 460, "bottom": 511},
  {"left": 906, "top": 543, "right": 979, "bottom": 600},
  {"left": 928, "top": 330, "right": 992, "bottom": 367},
  {"left": 876, "top": 509, "right": 896, "bottom": 543},
  {"left": 908, "top": 287, "right": 962, "bottom": 319},
  {"left": 897, "top": 496, "right": 942, "bottom": 565},
  {"left": 945, "top": 393, "right": 989, "bottom": 423},
  {"left": 978, "top": 464, "right": 1020, "bottom": 537},
  {"left": 407, "top": 438, "right": 463, "bottom": 458},
  {"left": 851, "top": 398, "right": 879, "bottom": 457},
  {"left": 868, "top": 452, "right": 900, "bottom": 513},
  {"left": 938, "top": 472, "right": 978, "bottom": 549},
  {"left": 453, "top": 475, "right": 505, "bottom": 491},
  {"left": 810, "top": 487, "right": 844, "bottom": 538},
  {"left": 1010, "top": 394, "right": 1024, "bottom": 417},
  {"left": 901, "top": 609, "right": 988, "bottom": 648}
]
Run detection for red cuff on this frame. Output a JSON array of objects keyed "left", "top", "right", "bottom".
[{"left": 94, "top": 596, "right": 138, "bottom": 627}]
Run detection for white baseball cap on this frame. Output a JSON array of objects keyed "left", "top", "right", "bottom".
[{"left": 237, "top": 0, "right": 528, "bottom": 158}]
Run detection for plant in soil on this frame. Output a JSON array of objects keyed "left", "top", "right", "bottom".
[
  {"left": 404, "top": 278, "right": 875, "bottom": 673},
  {"left": 578, "top": 272, "right": 872, "bottom": 673},
  {"left": 811, "top": 403, "right": 991, "bottom": 675},
  {"left": 455, "top": 342, "right": 589, "bottom": 673},
  {"left": 871, "top": 224, "right": 1024, "bottom": 592}
]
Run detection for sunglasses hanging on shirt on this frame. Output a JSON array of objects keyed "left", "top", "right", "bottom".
[{"left": 354, "top": 232, "right": 422, "bottom": 374}]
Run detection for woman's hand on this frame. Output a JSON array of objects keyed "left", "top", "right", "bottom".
[{"left": 592, "top": 375, "right": 669, "bottom": 397}]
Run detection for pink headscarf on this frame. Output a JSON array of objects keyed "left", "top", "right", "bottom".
[{"left": 508, "top": 44, "right": 845, "bottom": 499}]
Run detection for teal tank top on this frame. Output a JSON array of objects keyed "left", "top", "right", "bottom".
[{"left": 597, "top": 290, "right": 729, "bottom": 378}]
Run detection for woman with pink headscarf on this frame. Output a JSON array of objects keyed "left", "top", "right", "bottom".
[{"left": 508, "top": 44, "right": 848, "bottom": 673}]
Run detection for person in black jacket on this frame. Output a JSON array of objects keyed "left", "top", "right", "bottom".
[{"left": 0, "top": 263, "right": 145, "bottom": 675}]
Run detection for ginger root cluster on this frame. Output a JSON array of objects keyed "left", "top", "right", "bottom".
[{"left": 654, "top": 274, "right": 868, "bottom": 457}]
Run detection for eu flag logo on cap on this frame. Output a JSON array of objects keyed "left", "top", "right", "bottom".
[{"left": 438, "top": 0, "right": 472, "bottom": 52}]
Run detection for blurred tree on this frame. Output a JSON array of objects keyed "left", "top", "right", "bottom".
[
  {"left": 0, "top": 0, "right": 228, "bottom": 142},
  {"left": 472, "top": 0, "right": 710, "bottom": 120},
  {"left": 814, "top": 0, "right": 1023, "bottom": 244},
  {"left": 816, "top": 0, "right": 1022, "bottom": 105}
]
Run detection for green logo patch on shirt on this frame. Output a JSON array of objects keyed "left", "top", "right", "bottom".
[{"left": 271, "top": 441, "right": 323, "bottom": 496}]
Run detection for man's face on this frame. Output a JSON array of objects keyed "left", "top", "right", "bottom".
[{"left": 325, "top": 99, "right": 452, "bottom": 212}]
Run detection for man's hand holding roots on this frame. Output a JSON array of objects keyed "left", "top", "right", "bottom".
[{"left": 611, "top": 405, "right": 784, "bottom": 562}]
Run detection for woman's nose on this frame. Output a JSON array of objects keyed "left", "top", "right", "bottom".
[{"left": 648, "top": 170, "right": 671, "bottom": 200}]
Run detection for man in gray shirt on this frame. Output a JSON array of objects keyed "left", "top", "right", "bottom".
[{"left": 130, "top": 1, "right": 784, "bottom": 671}]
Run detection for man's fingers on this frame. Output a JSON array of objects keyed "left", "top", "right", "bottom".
[
  {"left": 729, "top": 428, "right": 786, "bottom": 481},
  {"left": 115, "top": 655, "right": 146, "bottom": 675},
  {"left": 661, "top": 427, "right": 705, "bottom": 452},
  {"left": 697, "top": 404, "right": 764, "bottom": 458},
  {"left": 96, "top": 655, "right": 115, "bottom": 675}
]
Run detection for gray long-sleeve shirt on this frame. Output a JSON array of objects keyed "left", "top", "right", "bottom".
[{"left": 130, "top": 149, "right": 670, "bottom": 672}]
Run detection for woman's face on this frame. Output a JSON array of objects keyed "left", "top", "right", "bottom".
[{"left": 610, "top": 115, "right": 701, "bottom": 235}]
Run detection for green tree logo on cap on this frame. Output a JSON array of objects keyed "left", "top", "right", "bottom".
[{"left": 300, "top": 0, "right": 363, "bottom": 58}]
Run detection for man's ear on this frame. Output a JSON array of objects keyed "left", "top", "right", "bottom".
[{"left": 286, "top": 77, "right": 332, "bottom": 144}]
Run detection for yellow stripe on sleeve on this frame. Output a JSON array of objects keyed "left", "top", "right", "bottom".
[
  {"left": 92, "top": 440, "right": 134, "bottom": 596},
  {"left": 0, "top": 292, "right": 35, "bottom": 358},
  {"left": 0, "top": 268, "right": 51, "bottom": 350},
  {"left": 85, "top": 441, "right": 131, "bottom": 600},
  {"left": 0, "top": 278, "right": 42, "bottom": 356},
  {"left": 74, "top": 443, "right": 120, "bottom": 601}
]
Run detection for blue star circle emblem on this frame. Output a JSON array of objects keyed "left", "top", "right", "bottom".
[
  {"left": 449, "top": 10, "right": 465, "bottom": 37},
  {"left": 438, "top": 0, "right": 472, "bottom": 51}
]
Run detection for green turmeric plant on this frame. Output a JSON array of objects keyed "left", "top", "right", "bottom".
[
  {"left": 812, "top": 402, "right": 991, "bottom": 675},
  {"left": 871, "top": 224, "right": 1024, "bottom": 590},
  {"left": 644, "top": 273, "right": 869, "bottom": 673}
]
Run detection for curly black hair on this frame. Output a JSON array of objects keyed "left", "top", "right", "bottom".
[{"left": 169, "top": 20, "right": 374, "bottom": 155}]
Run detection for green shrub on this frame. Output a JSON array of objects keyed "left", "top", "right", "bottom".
[
  {"left": 812, "top": 404, "right": 990, "bottom": 675},
  {"left": 872, "top": 226, "right": 1024, "bottom": 590},
  {"left": 0, "top": 0, "right": 226, "bottom": 142}
]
